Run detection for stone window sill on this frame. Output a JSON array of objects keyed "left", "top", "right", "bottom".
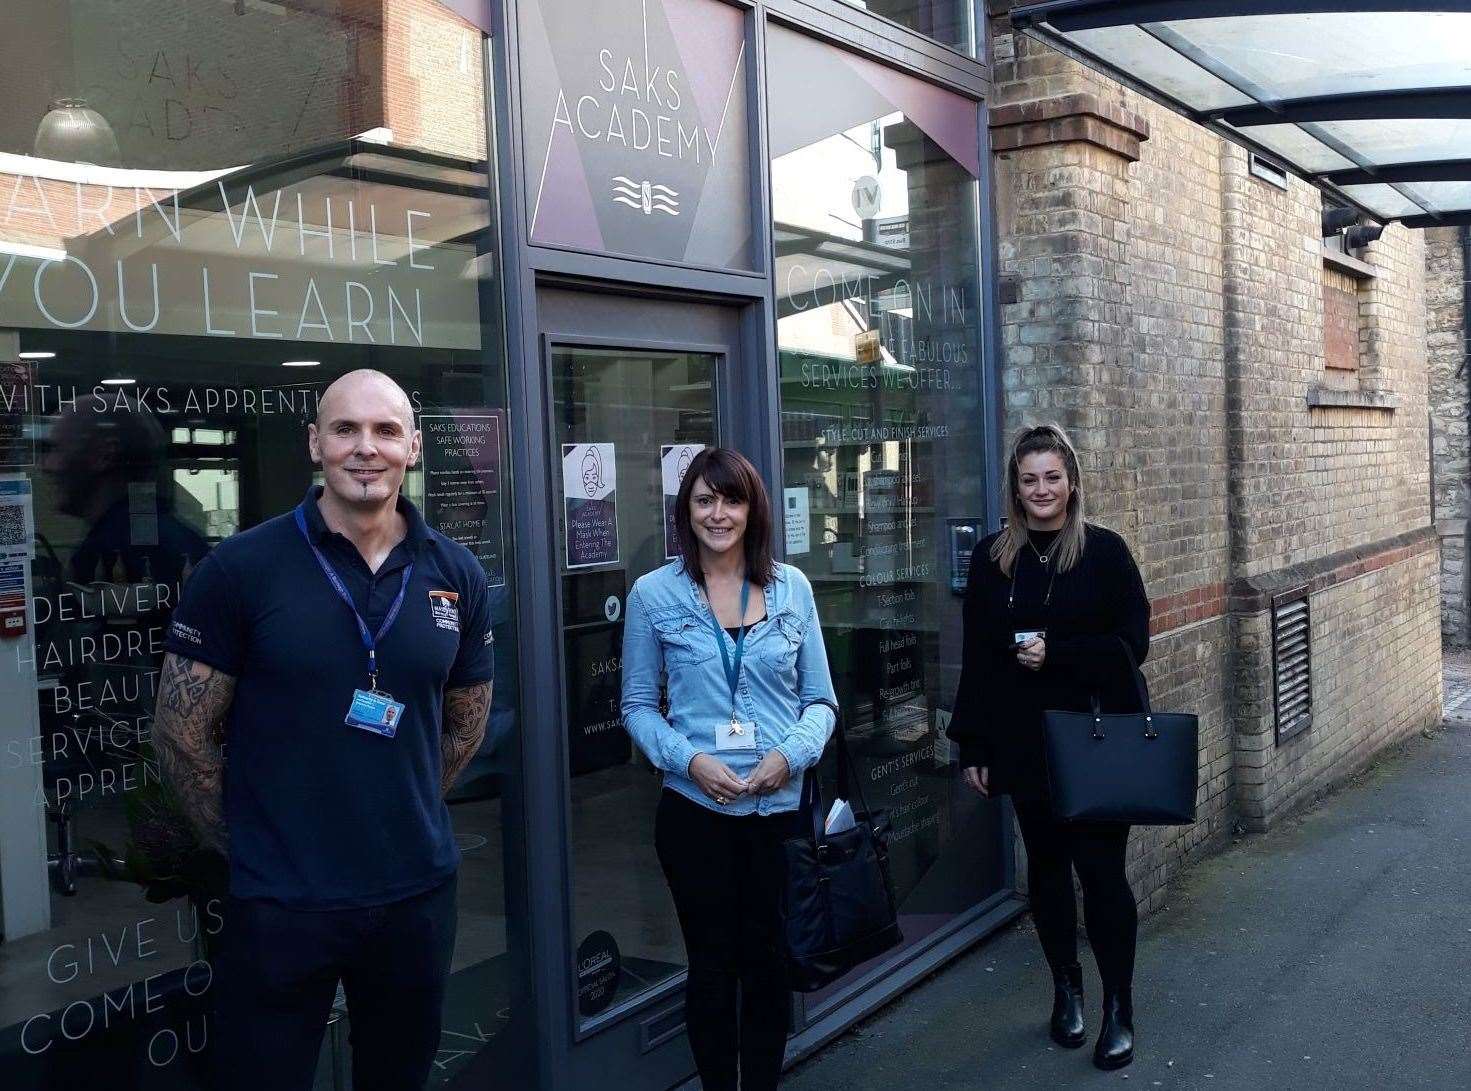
[{"left": 1307, "top": 387, "right": 1397, "bottom": 411}]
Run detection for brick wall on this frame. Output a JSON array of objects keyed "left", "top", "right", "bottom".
[
  {"left": 1130, "top": 615, "right": 1232, "bottom": 914},
  {"left": 1123, "top": 99, "right": 1230, "bottom": 604},
  {"left": 1299, "top": 220, "right": 1430, "bottom": 563},
  {"left": 1120, "top": 98, "right": 1237, "bottom": 899},
  {"left": 1220, "top": 142, "right": 1327, "bottom": 578},
  {"left": 990, "top": 6, "right": 1442, "bottom": 908},
  {"left": 383, "top": 0, "right": 488, "bottom": 160},
  {"left": 1234, "top": 542, "right": 1442, "bottom": 828},
  {"left": 1426, "top": 226, "right": 1469, "bottom": 645}
]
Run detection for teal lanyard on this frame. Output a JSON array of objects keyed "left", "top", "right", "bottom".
[{"left": 704, "top": 579, "right": 751, "bottom": 717}]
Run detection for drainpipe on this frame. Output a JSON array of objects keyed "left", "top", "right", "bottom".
[{"left": 1462, "top": 226, "right": 1471, "bottom": 643}]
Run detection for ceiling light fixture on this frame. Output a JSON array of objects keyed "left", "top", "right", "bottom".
[
  {"left": 281, "top": 360, "right": 321, "bottom": 368},
  {"left": 18, "top": 351, "right": 56, "bottom": 360},
  {"left": 101, "top": 377, "right": 136, "bottom": 386}
]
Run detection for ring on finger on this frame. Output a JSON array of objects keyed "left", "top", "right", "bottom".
[{"left": 716, "top": 795, "right": 728, "bottom": 805}]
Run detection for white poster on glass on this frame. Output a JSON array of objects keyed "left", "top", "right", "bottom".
[
  {"left": 661, "top": 444, "right": 704, "bottom": 559},
  {"left": 783, "top": 486, "right": 810, "bottom": 556},
  {"left": 563, "top": 443, "right": 619, "bottom": 568}
]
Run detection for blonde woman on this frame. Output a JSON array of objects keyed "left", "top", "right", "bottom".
[{"left": 949, "top": 423, "right": 1151, "bottom": 1071}]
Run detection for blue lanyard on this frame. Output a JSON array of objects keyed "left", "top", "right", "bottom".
[
  {"left": 703, "top": 579, "right": 751, "bottom": 716},
  {"left": 294, "top": 505, "right": 413, "bottom": 691}
]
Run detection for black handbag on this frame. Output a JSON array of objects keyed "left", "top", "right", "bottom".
[
  {"left": 777, "top": 714, "right": 903, "bottom": 992},
  {"left": 1042, "top": 637, "right": 1199, "bottom": 825}
]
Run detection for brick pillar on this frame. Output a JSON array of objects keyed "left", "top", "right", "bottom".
[{"left": 989, "top": 93, "right": 1149, "bottom": 535}]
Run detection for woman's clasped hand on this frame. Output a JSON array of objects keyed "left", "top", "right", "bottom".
[
  {"left": 961, "top": 765, "right": 991, "bottom": 798},
  {"left": 689, "top": 749, "right": 791, "bottom": 802},
  {"left": 1016, "top": 635, "right": 1046, "bottom": 670},
  {"left": 688, "top": 752, "right": 748, "bottom": 802},
  {"left": 744, "top": 749, "right": 791, "bottom": 795}
]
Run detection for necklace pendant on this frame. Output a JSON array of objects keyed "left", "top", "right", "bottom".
[{"left": 1039, "top": 554, "right": 1049, "bottom": 564}]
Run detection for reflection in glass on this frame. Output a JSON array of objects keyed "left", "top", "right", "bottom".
[
  {"left": 768, "top": 23, "right": 1004, "bottom": 1008},
  {"left": 838, "top": 0, "right": 973, "bottom": 54},
  {"left": 0, "top": 3, "right": 519, "bottom": 1087},
  {"left": 550, "top": 348, "right": 716, "bottom": 1025}
]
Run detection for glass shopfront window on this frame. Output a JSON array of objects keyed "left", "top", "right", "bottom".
[
  {"left": 837, "top": 1, "right": 975, "bottom": 55},
  {"left": 767, "top": 22, "right": 1004, "bottom": 1002},
  {"left": 0, "top": 3, "right": 518, "bottom": 1086}
]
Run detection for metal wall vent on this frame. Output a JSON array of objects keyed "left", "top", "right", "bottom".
[{"left": 1272, "top": 588, "right": 1312, "bottom": 744}]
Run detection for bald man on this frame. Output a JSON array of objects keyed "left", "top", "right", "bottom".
[{"left": 154, "top": 370, "right": 495, "bottom": 1091}]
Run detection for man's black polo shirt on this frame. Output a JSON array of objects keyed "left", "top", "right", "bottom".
[{"left": 165, "top": 486, "right": 495, "bottom": 910}]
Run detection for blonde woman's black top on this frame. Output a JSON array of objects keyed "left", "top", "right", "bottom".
[{"left": 948, "top": 523, "right": 1151, "bottom": 801}]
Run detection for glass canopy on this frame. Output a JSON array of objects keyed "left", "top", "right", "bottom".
[{"left": 1009, "top": 3, "right": 1471, "bottom": 227}]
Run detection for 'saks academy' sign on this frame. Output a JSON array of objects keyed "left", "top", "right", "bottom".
[{"left": 517, "top": 0, "right": 753, "bottom": 270}]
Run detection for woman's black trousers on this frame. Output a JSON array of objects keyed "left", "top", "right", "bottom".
[
  {"left": 655, "top": 788, "right": 799, "bottom": 1091},
  {"left": 1013, "top": 799, "right": 1138, "bottom": 993}
]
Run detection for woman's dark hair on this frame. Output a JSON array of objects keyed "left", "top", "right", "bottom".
[{"left": 673, "top": 447, "right": 775, "bottom": 587}]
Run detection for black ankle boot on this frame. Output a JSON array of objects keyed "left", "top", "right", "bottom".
[
  {"left": 1093, "top": 989, "right": 1134, "bottom": 1070},
  {"left": 1049, "top": 963, "right": 1086, "bottom": 1047}
]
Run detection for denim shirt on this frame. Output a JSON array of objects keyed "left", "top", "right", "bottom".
[{"left": 620, "top": 560, "right": 838, "bottom": 815}]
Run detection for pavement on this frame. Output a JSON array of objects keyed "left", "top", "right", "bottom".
[{"left": 782, "top": 651, "right": 1471, "bottom": 1091}]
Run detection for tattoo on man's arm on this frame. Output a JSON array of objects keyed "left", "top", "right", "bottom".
[
  {"left": 154, "top": 654, "right": 236, "bottom": 853},
  {"left": 441, "top": 682, "right": 492, "bottom": 796}
]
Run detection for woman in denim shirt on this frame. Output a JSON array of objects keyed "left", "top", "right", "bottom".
[{"left": 621, "top": 448, "right": 837, "bottom": 1091}]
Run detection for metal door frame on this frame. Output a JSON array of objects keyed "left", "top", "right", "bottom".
[{"left": 530, "top": 288, "right": 763, "bottom": 1091}]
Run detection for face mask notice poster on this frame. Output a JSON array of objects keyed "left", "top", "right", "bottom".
[
  {"left": 563, "top": 443, "right": 619, "bottom": 569},
  {"left": 660, "top": 444, "right": 702, "bottom": 560}
]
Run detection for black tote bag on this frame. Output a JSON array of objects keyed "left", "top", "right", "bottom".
[
  {"left": 1042, "top": 637, "right": 1198, "bottom": 825},
  {"left": 777, "top": 714, "right": 902, "bottom": 992}
]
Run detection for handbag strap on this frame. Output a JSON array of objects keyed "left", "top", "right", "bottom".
[
  {"left": 799, "top": 759, "right": 824, "bottom": 843},
  {"left": 1112, "top": 635, "right": 1152, "bottom": 714},
  {"left": 797, "top": 707, "right": 878, "bottom": 845}
]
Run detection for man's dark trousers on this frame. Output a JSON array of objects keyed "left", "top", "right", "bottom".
[{"left": 212, "top": 875, "right": 458, "bottom": 1091}]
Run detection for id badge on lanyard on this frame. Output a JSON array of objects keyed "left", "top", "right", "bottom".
[
  {"left": 345, "top": 689, "right": 407, "bottom": 738},
  {"left": 717, "top": 714, "right": 757, "bottom": 752},
  {"left": 707, "top": 580, "right": 757, "bottom": 751},
  {"left": 294, "top": 505, "right": 413, "bottom": 740}
]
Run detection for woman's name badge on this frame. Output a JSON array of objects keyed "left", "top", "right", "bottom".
[
  {"left": 345, "top": 689, "right": 405, "bottom": 738},
  {"left": 716, "top": 718, "right": 757, "bottom": 751}
]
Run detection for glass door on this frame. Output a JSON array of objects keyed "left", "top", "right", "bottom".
[
  {"left": 535, "top": 289, "right": 746, "bottom": 1091},
  {"left": 553, "top": 344, "right": 716, "bottom": 1026}
]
